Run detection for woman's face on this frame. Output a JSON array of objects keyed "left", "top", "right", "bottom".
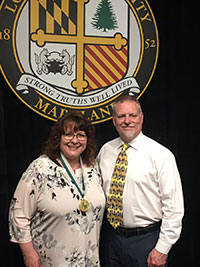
[{"left": 59, "top": 122, "right": 87, "bottom": 162}]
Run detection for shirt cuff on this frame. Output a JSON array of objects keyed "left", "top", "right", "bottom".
[{"left": 155, "top": 239, "right": 172, "bottom": 255}]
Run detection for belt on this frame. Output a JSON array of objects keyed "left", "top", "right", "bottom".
[{"left": 115, "top": 221, "right": 161, "bottom": 237}]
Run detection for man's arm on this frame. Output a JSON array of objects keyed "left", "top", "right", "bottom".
[{"left": 148, "top": 152, "right": 184, "bottom": 266}]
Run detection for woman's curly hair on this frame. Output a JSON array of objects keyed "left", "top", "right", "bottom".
[{"left": 41, "top": 111, "right": 96, "bottom": 166}]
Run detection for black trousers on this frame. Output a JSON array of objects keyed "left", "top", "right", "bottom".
[{"left": 100, "top": 218, "right": 164, "bottom": 267}]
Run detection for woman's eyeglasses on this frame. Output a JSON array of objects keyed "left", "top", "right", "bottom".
[{"left": 63, "top": 132, "right": 87, "bottom": 141}]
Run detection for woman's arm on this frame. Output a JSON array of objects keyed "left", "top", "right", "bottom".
[{"left": 19, "top": 241, "right": 42, "bottom": 267}]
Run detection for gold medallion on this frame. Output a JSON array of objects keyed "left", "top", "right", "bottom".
[{"left": 79, "top": 199, "right": 90, "bottom": 212}]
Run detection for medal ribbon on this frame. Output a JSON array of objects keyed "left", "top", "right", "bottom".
[{"left": 60, "top": 155, "right": 85, "bottom": 198}]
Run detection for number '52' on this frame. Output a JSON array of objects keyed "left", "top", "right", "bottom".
[{"left": 145, "top": 39, "right": 156, "bottom": 49}]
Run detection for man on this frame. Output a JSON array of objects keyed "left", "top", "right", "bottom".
[{"left": 97, "top": 95, "right": 184, "bottom": 267}]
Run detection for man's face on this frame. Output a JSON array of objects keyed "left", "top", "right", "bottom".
[{"left": 113, "top": 100, "right": 144, "bottom": 143}]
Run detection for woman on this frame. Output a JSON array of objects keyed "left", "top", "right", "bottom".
[{"left": 9, "top": 111, "right": 105, "bottom": 267}]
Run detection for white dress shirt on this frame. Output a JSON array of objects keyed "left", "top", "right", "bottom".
[{"left": 97, "top": 132, "right": 184, "bottom": 254}]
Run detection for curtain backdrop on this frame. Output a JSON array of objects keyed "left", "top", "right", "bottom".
[{"left": 0, "top": 0, "right": 197, "bottom": 266}]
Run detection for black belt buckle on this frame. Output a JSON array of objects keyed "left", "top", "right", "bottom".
[
  {"left": 117, "top": 227, "right": 147, "bottom": 237},
  {"left": 117, "top": 227, "right": 135, "bottom": 237}
]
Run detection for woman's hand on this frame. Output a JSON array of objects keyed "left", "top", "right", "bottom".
[{"left": 19, "top": 241, "right": 42, "bottom": 267}]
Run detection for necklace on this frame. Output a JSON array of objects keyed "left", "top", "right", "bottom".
[{"left": 60, "top": 154, "right": 90, "bottom": 212}]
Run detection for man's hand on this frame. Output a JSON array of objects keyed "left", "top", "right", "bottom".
[{"left": 147, "top": 248, "right": 168, "bottom": 267}]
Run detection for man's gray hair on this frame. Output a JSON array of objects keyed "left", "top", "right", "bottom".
[{"left": 112, "top": 95, "right": 143, "bottom": 116}]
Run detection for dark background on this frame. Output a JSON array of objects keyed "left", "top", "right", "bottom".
[{"left": 0, "top": 0, "right": 198, "bottom": 266}]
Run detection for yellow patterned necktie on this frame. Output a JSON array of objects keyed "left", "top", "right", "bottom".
[{"left": 107, "top": 143, "right": 130, "bottom": 229}]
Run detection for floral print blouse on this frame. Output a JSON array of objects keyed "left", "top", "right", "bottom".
[{"left": 9, "top": 155, "right": 105, "bottom": 267}]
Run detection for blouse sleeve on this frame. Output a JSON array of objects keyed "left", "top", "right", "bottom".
[
  {"left": 9, "top": 161, "right": 39, "bottom": 243},
  {"left": 93, "top": 160, "right": 103, "bottom": 187}
]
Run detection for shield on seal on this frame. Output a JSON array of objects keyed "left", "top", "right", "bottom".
[
  {"left": 84, "top": 0, "right": 129, "bottom": 91},
  {"left": 29, "top": 0, "right": 77, "bottom": 92},
  {"left": 29, "top": 0, "right": 129, "bottom": 95}
]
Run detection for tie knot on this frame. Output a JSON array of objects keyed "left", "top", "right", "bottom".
[{"left": 121, "top": 143, "right": 129, "bottom": 153}]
